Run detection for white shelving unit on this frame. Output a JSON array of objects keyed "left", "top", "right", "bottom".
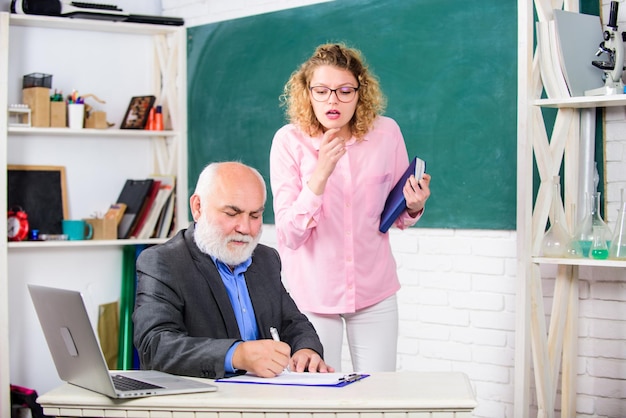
[
  {"left": 516, "top": 1, "right": 626, "bottom": 417},
  {"left": 0, "top": 12, "right": 188, "bottom": 416}
]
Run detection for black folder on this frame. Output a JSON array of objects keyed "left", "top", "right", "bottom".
[
  {"left": 116, "top": 179, "right": 154, "bottom": 239},
  {"left": 379, "top": 157, "right": 426, "bottom": 233}
]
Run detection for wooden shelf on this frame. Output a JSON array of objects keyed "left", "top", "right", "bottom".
[
  {"left": 533, "top": 94, "right": 626, "bottom": 108},
  {"left": 7, "top": 238, "right": 168, "bottom": 249},
  {"left": 9, "top": 13, "right": 179, "bottom": 35},
  {"left": 517, "top": 3, "right": 626, "bottom": 417},
  {"left": 8, "top": 127, "right": 177, "bottom": 138},
  {"left": 0, "top": 12, "right": 188, "bottom": 412},
  {"left": 532, "top": 257, "right": 626, "bottom": 267}
]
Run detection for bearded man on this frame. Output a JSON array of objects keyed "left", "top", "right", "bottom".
[{"left": 133, "top": 161, "right": 333, "bottom": 379}]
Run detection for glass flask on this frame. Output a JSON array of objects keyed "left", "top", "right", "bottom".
[
  {"left": 609, "top": 193, "right": 626, "bottom": 259},
  {"left": 590, "top": 225, "right": 609, "bottom": 260},
  {"left": 540, "top": 176, "right": 570, "bottom": 257},
  {"left": 573, "top": 192, "right": 611, "bottom": 258},
  {"left": 566, "top": 203, "right": 583, "bottom": 258}
]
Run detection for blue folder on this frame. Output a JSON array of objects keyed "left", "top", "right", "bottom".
[{"left": 379, "top": 156, "right": 426, "bottom": 233}]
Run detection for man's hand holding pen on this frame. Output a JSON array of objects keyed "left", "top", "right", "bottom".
[{"left": 232, "top": 339, "right": 291, "bottom": 378}]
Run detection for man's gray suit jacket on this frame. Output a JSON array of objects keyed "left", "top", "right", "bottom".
[{"left": 133, "top": 223, "right": 323, "bottom": 379}]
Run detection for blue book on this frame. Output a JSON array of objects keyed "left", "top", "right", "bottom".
[{"left": 379, "top": 156, "right": 426, "bottom": 233}]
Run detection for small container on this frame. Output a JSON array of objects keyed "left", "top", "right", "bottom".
[
  {"left": 22, "top": 73, "right": 52, "bottom": 89},
  {"left": 154, "top": 105, "right": 164, "bottom": 131}
]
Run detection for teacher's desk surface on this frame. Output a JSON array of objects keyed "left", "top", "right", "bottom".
[{"left": 38, "top": 371, "right": 477, "bottom": 417}]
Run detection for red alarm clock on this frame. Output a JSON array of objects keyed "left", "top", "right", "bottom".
[{"left": 7, "top": 206, "right": 29, "bottom": 242}]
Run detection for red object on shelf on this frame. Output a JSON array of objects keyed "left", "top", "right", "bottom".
[
  {"left": 145, "top": 107, "right": 155, "bottom": 130},
  {"left": 154, "top": 105, "right": 163, "bottom": 131}
]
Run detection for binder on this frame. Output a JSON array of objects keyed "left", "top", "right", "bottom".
[
  {"left": 379, "top": 156, "right": 426, "bottom": 233},
  {"left": 216, "top": 372, "right": 369, "bottom": 387},
  {"left": 128, "top": 180, "right": 161, "bottom": 238},
  {"left": 115, "top": 179, "right": 154, "bottom": 239}
]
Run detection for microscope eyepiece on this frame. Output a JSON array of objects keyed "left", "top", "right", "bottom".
[{"left": 608, "top": 1, "right": 619, "bottom": 29}]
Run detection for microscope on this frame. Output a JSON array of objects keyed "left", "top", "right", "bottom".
[{"left": 585, "top": 1, "right": 626, "bottom": 95}]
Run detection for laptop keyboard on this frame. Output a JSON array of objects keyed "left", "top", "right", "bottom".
[{"left": 112, "top": 374, "right": 164, "bottom": 391}]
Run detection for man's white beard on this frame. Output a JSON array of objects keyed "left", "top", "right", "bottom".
[{"left": 194, "top": 216, "right": 261, "bottom": 266}]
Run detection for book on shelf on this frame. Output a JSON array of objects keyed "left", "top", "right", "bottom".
[
  {"left": 115, "top": 179, "right": 154, "bottom": 239},
  {"left": 128, "top": 180, "right": 161, "bottom": 239},
  {"left": 134, "top": 175, "right": 175, "bottom": 239},
  {"left": 155, "top": 181, "right": 176, "bottom": 239}
]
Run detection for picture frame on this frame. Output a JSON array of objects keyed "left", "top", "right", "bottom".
[
  {"left": 120, "top": 95, "right": 156, "bottom": 129},
  {"left": 8, "top": 165, "right": 68, "bottom": 235}
]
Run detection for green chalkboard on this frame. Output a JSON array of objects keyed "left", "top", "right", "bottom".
[{"left": 187, "top": 0, "right": 517, "bottom": 229}]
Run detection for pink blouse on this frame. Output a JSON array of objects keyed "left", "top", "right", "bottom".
[{"left": 269, "top": 116, "right": 420, "bottom": 314}]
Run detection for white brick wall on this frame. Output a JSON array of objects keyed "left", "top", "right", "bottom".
[
  {"left": 166, "top": 1, "right": 626, "bottom": 416},
  {"left": 600, "top": 1, "right": 626, "bottom": 417}
]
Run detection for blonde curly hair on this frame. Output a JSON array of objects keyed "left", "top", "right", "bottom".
[{"left": 280, "top": 43, "right": 386, "bottom": 140}]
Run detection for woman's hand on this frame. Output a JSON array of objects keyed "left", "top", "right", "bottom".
[
  {"left": 404, "top": 173, "right": 431, "bottom": 217},
  {"left": 307, "top": 128, "right": 345, "bottom": 195}
]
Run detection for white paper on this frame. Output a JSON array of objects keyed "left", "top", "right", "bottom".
[{"left": 217, "top": 371, "right": 367, "bottom": 386}]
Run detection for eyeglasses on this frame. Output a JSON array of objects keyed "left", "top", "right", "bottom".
[{"left": 309, "top": 86, "right": 359, "bottom": 103}]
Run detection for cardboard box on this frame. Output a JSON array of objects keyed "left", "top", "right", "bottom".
[
  {"left": 84, "top": 218, "right": 117, "bottom": 240},
  {"left": 22, "top": 87, "right": 50, "bottom": 127},
  {"left": 85, "top": 111, "right": 107, "bottom": 129},
  {"left": 50, "top": 101, "right": 66, "bottom": 127}
]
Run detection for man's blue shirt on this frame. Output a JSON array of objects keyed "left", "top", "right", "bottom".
[{"left": 212, "top": 256, "right": 258, "bottom": 373}]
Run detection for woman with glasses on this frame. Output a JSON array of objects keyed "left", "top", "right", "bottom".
[{"left": 269, "top": 43, "right": 431, "bottom": 372}]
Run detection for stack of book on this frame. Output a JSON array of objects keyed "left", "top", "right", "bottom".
[
  {"left": 536, "top": 9, "right": 605, "bottom": 98},
  {"left": 114, "top": 175, "right": 176, "bottom": 239}
]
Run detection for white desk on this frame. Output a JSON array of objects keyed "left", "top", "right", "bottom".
[{"left": 37, "top": 372, "right": 477, "bottom": 417}]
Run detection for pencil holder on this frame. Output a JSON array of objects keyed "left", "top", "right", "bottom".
[
  {"left": 50, "top": 101, "right": 67, "bottom": 127},
  {"left": 67, "top": 103, "right": 85, "bottom": 129}
]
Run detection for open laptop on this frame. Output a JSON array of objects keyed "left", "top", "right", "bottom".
[{"left": 28, "top": 284, "right": 217, "bottom": 398}]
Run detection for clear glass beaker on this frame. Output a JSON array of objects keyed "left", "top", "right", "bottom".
[{"left": 541, "top": 176, "right": 570, "bottom": 257}]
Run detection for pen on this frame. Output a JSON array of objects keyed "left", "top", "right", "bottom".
[
  {"left": 270, "top": 327, "right": 280, "bottom": 341},
  {"left": 270, "top": 326, "right": 290, "bottom": 373}
]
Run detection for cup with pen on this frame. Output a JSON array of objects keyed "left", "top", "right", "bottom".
[{"left": 67, "top": 90, "right": 85, "bottom": 129}]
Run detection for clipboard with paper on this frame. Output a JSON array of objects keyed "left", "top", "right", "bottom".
[{"left": 216, "top": 372, "right": 369, "bottom": 387}]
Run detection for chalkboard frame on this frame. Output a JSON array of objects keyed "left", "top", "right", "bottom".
[{"left": 7, "top": 165, "right": 68, "bottom": 235}]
